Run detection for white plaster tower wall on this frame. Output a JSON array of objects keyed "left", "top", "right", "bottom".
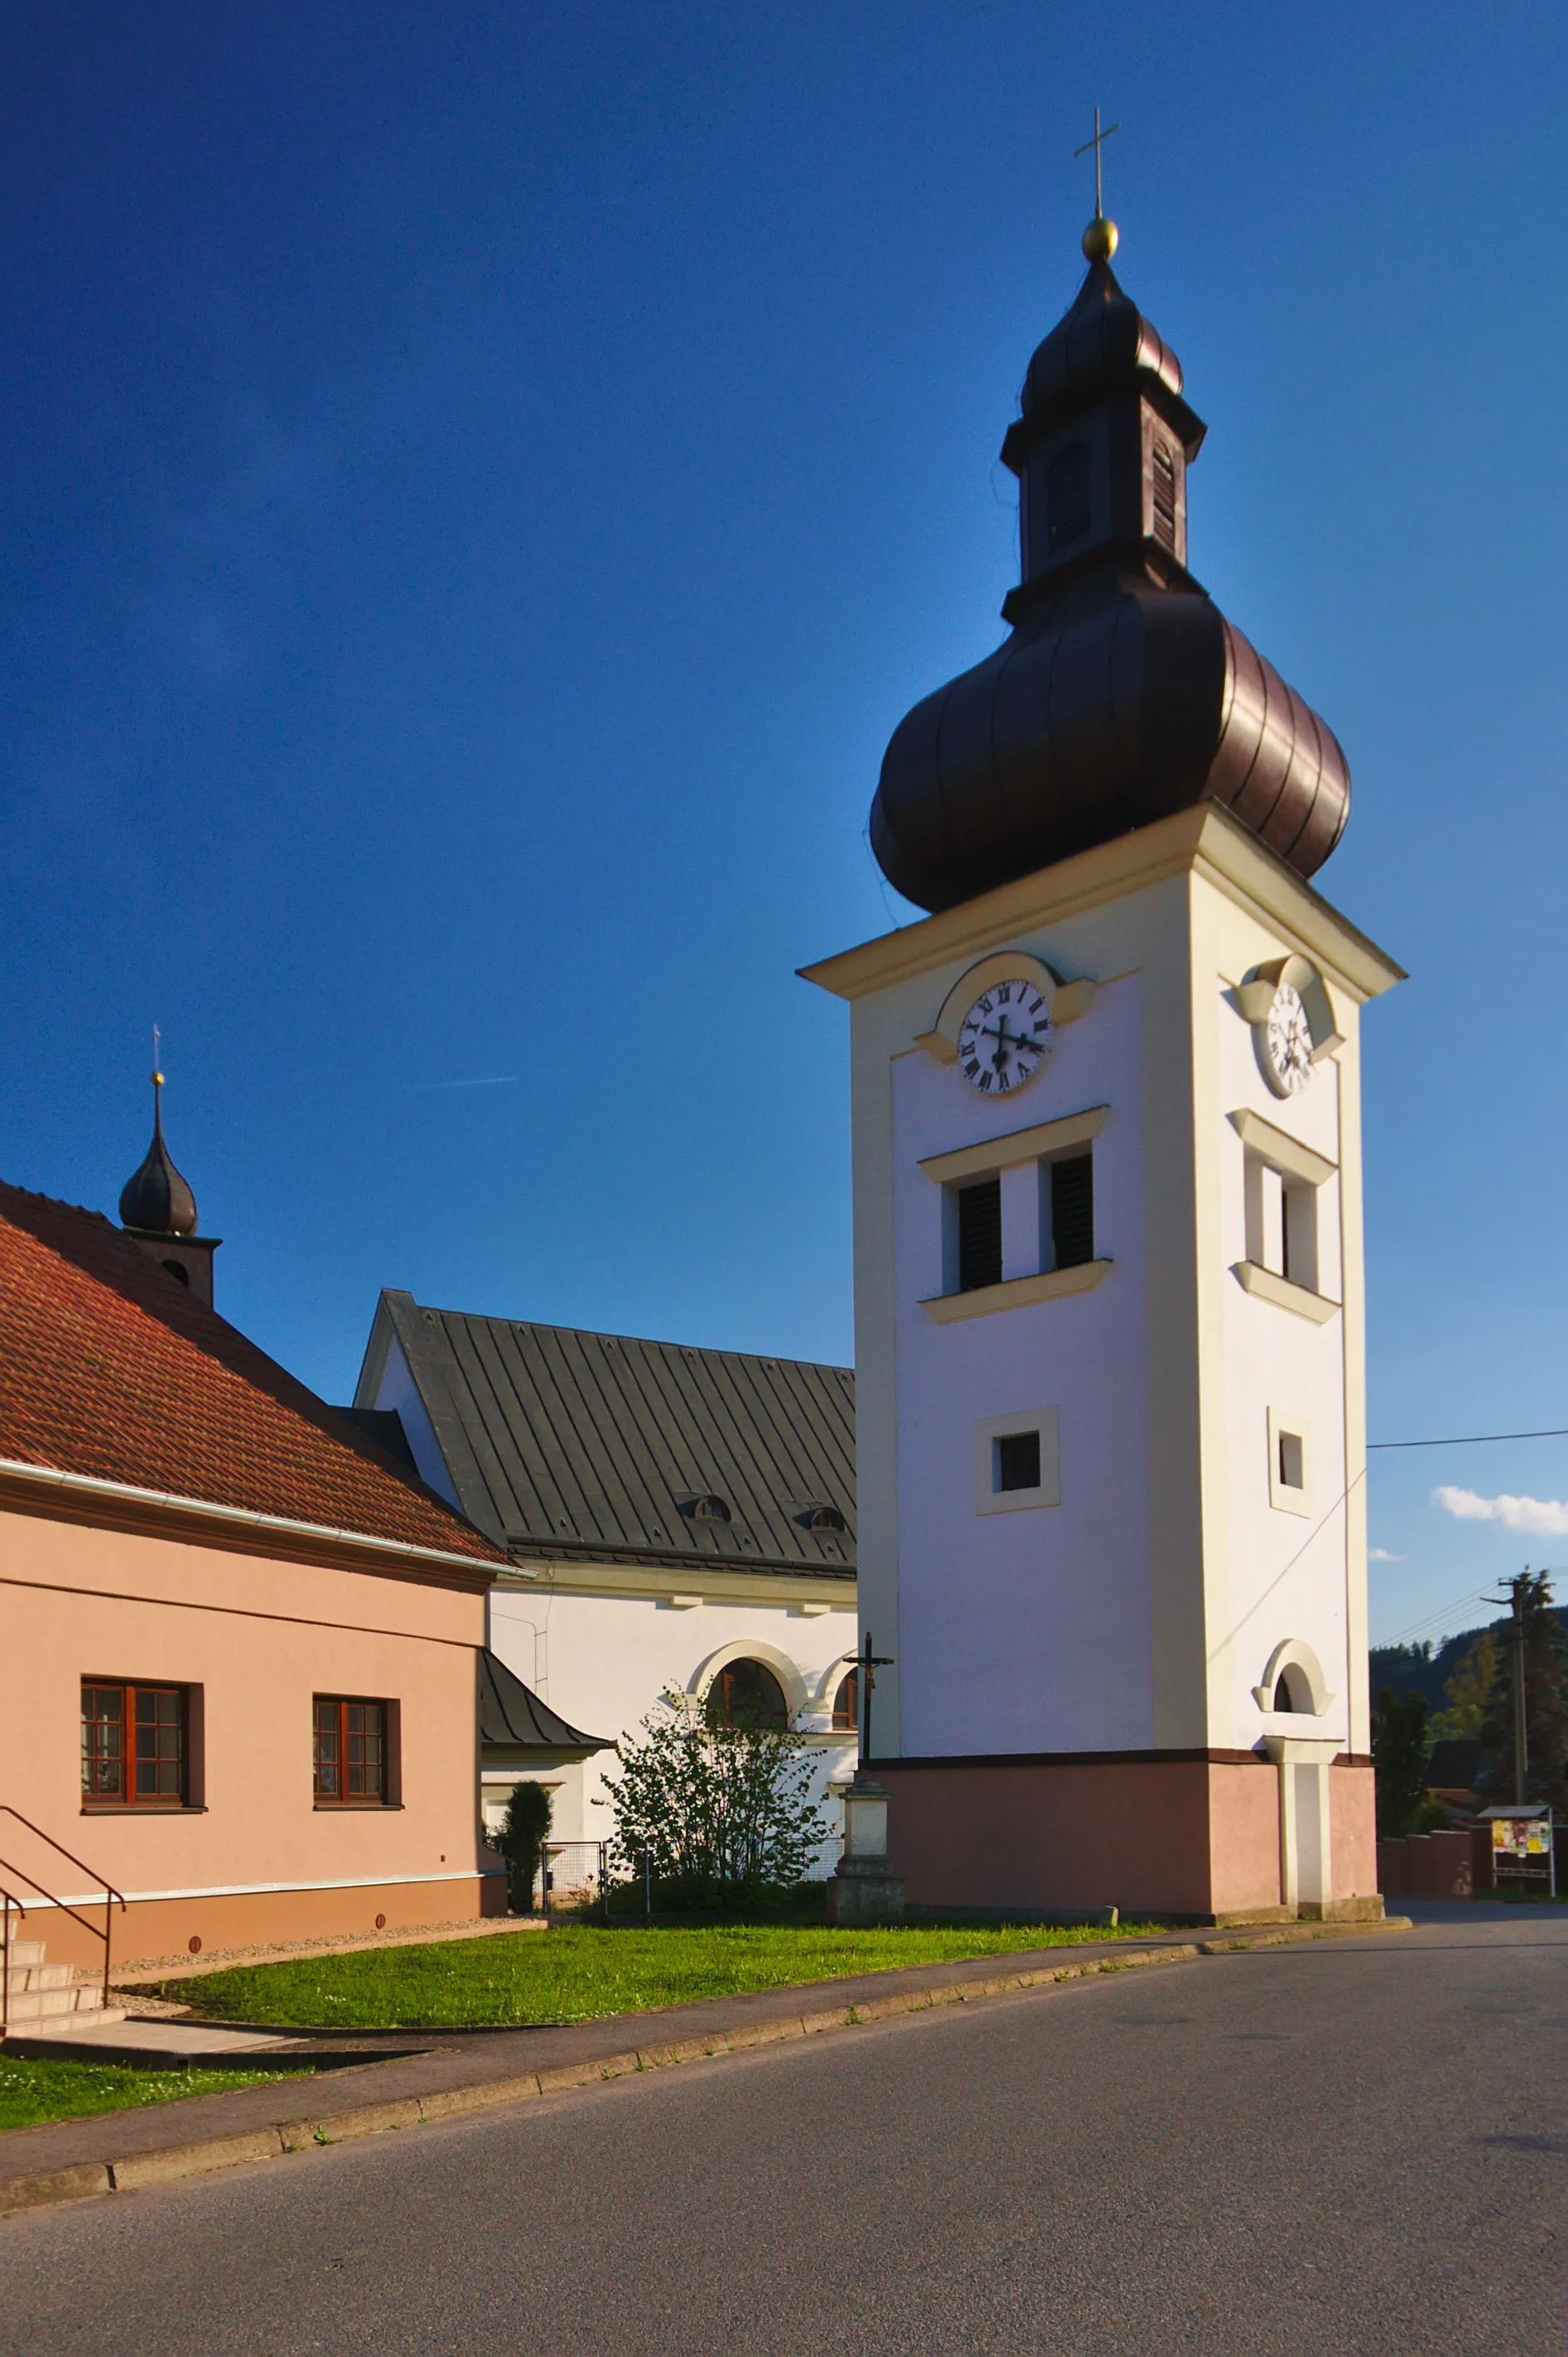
[{"left": 810, "top": 808, "right": 1400, "bottom": 1917}]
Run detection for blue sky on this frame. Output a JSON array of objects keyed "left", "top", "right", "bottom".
[{"left": 2, "top": 2, "right": 1566, "bottom": 1648}]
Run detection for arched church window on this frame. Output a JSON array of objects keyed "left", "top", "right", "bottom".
[
  {"left": 707, "top": 1659, "right": 788, "bottom": 1731},
  {"left": 1047, "top": 438, "right": 1092, "bottom": 551},
  {"left": 1273, "top": 1675, "right": 1297, "bottom": 1712},
  {"left": 832, "top": 1669, "right": 859, "bottom": 1732},
  {"left": 809, "top": 1505, "right": 846, "bottom": 1533},
  {"left": 691, "top": 1495, "right": 731, "bottom": 1523}
]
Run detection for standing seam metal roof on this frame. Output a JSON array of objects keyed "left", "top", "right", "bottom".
[{"left": 376, "top": 1294, "right": 856, "bottom": 1577}]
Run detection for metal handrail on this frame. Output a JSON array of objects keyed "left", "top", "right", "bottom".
[
  {"left": 2, "top": 1885, "right": 26, "bottom": 2040},
  {"left": 0, "top": 1808, "right": 127, "bottom": 2030}
]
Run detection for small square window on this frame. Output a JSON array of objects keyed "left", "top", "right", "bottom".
[
  {"left": 974, "top": 1408, "right": 1061, "bottom": 1515},
  {"left": 1266, "top": 1411, "right": 1311, "bottom": 1517},
  {"left": 996, "top": 1431, "right": 1041, "bottom": 1491}
]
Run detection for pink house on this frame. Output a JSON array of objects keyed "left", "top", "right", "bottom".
[{"left": 0, "top": 1172, "right": 509, "bottom": 1971}]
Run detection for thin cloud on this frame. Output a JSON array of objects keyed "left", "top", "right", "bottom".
[
  {"left": 403, "top": 1075, "right": 519, "bottom": 1093},
  {"left": 1368, "top": 1547, "right": 1405, "bottom": 1562},
  {"left": 1433, "top": 1486, "right": 1568, "bottom": 1537}
]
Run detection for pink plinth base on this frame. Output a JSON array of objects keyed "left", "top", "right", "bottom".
[
  {"left": 22, "top": 1872, "right": 505, "bottom": 1974},
  {"left": 876, "top": 1756, "right": 1379, "bottom": 1923}
]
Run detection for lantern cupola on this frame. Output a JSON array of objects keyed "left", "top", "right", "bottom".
[{"left": 869, "top": 223, "right": 1352, "bottom": 916}]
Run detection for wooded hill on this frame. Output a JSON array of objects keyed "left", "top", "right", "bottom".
[{"left": 1369, "top": 1609, "right": 1568, "bottom": 1708}]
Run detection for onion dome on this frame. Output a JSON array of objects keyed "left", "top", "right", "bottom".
[
  {"left": 869, "top": 233, "right": 1350, "bottom": 915},
  {"left": 118, "top": 1070, "right": 198, "bottom": 1236}
]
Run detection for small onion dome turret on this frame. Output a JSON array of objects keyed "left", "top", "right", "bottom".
[
  {"left": 119, "top": 1072, "right": 199, "bottom": 1236},
  {"left": 869, "top": 236, "right": 1350, "bottom": 916},
  {"left": 1009, "top": 250, "right": 1201, "bottom": 461}
]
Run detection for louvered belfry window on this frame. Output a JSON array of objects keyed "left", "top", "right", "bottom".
[
  {"left": 957, "top": 1176, "right": 1003, "bottom": 1292},
  {"left": 1050, "top": 1154, "right": 1095, "bottom": 1270},
  {"left": 1151, "top": 441, "right": 1178, "bottom": 553},
  {"left": 1047, "top": 438, "right": 1092, "bottom": 552}
]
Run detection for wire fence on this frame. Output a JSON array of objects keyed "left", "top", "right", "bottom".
[{"left": 539, "top": 1840, "right": 606, "bottom": 1919}]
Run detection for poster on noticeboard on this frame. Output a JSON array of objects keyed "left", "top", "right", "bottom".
[{"left": 1492, "top": 1817, "right": 1552, "bottom": 1857}]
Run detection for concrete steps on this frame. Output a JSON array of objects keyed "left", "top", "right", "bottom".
[{"left": 3, "top": 1927, "right": 127, "bottom": 2039}]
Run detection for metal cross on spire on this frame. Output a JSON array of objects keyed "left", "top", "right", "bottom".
[{"left": 1075, "top": 105, "right": 1120, "bottom": 220}]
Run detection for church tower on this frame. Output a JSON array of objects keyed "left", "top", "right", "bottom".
[
  {"left": 119, "top": 1069, "right": 221, "bottom": 1307},
  {"left": 803, "top": 205, "right": 1402, "bottom": 1923}
]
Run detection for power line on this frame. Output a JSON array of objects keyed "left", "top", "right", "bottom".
[
  {"left": 1368, "top": 1427, "right": 1568, "bottom": 1451},
  {"left": 1381, "top": 1588, "right": 1489, "bottom": 1649}
]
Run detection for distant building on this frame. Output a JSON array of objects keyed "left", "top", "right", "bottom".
[
  {"left": 1425, "top": 1739, "right": 1485, "bottom": 1815},
  {"left": 354, "top": 1292, "right": 859, "bottom": 1857}
]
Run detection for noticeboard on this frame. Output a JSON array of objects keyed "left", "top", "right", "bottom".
[
  {"left": 1488, "top": 1810, "right": 1556, "bottom": 1895},
  {"left": 1492, "top": 1817, "right": 1553, "bottom": 1857}
]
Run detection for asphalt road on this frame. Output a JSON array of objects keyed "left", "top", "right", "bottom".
[{"left": 1, "top": 1911, "right": 1562, "bottom": 2355}]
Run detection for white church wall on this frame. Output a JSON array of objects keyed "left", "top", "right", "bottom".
[
  {"left": 1203, "top": 880, "right": 1362, "bottom": 1760},
  {"left": 888, "top": 970, "right": 1152, "bottom": 1756},
  {"left": 486, "top": 1581, "right": 858, "bottom": 1867}
]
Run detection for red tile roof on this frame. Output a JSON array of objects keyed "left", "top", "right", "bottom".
[{"left": 0, "top": 1181, "right": 504, "bottom": 1568}]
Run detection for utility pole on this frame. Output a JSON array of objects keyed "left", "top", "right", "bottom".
[{"left": 1487, "top": 1572, "right": 1531, "bottom": 1805}]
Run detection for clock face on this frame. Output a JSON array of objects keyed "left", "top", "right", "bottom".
[
  {"left": 1264, "top": 983, "right": 1315, "bottom": 1095},
  {"left": 957, "top": 981, "right": 1052, "bottom": 1095}
]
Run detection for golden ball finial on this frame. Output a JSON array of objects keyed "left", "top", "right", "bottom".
[{"left": 1082, "top": 215, "right": 1118, "bottom": 263}]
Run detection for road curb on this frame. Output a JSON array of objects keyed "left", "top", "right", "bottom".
[{"left": 0, "top": 1916, "right": 1411, "bottom": 2217}]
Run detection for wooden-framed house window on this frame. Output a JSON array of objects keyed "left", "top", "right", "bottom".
[
  {"left": 313, "top": 1696, "right": 389, "bottom": 1806},
  {"left": 81, "top": 1681, "right": 188, "bottom": 1807}
]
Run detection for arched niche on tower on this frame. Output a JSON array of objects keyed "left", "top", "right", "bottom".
[{"left": 1252, "top": 1637, "right": 1337, "bottom": 1720}]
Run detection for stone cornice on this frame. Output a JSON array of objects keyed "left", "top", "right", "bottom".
[
  {"left": 495, "top": 1557, "right": 857, "bottom": 1610},
  {"left": 800, "top": 804, "right": 1404, "bottom": 1007}
]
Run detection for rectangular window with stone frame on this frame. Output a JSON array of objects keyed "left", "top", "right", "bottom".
[
  {"left": 81, "top": 1680, "right": 189, "bottom": 1808},
  {"left": 312, "top": 1696, "right": 394, "bottom": 1806}
]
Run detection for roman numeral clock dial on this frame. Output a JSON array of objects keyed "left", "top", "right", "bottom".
[
  {"left": 1264, "top": 982, "right": 1315, "bottom": 1095},
  {"left": 956, "top": 983, "right": 1053, "bottom": 1094}
]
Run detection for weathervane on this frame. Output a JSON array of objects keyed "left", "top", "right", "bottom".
[{"left": 1074, "top": 105, "right": 1121, "bottom": 261}]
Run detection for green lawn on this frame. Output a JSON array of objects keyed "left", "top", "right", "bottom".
[
  {"left": 152, "top": 1920, "right": 1157, "bottom": 2031},
  {"left": 0, "top": 2055, "right": 300, "bottom": 2135}
]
